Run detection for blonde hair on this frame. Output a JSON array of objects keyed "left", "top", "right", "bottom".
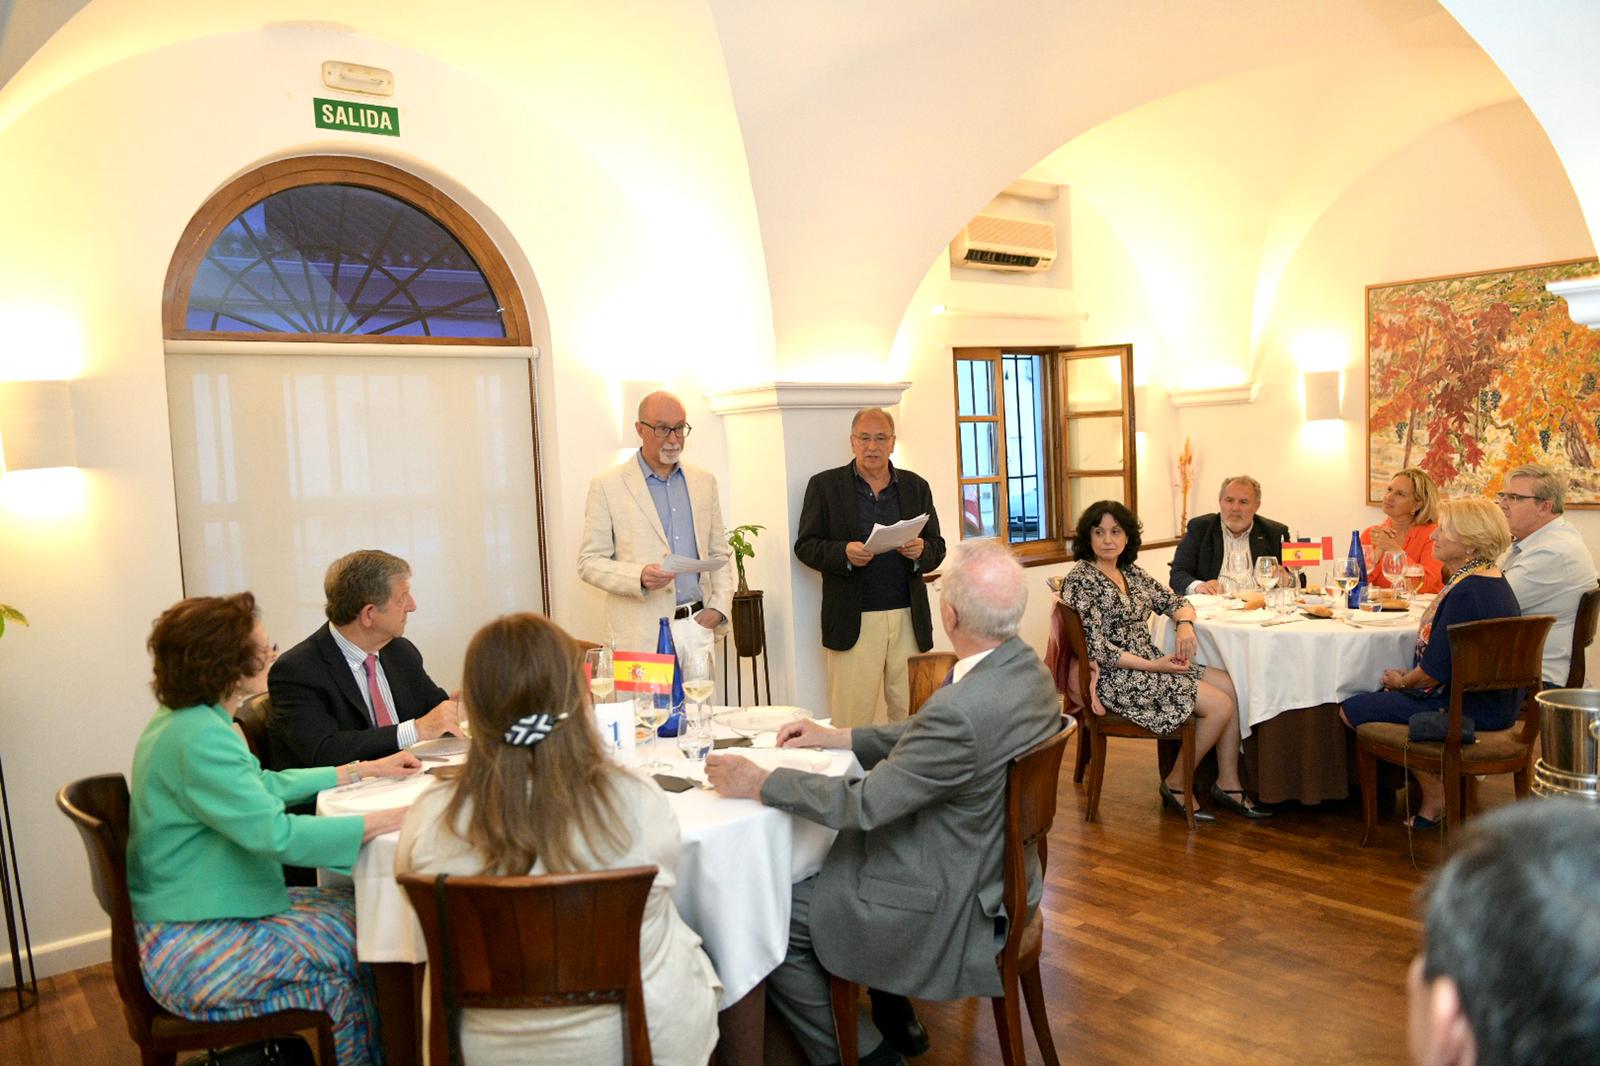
[
  {"left": 1439, "top": 497, "right": 1512, "bottom": 561},
  {"left": 1393, "top": 467, "right": 1440, "bottom": 525},
  {"left": 439, "top": 613, "right": 625, "bottom": 875}
]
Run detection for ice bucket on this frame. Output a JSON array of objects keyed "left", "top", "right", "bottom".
[{"left": 1532, "top": 688, "right": 1600, "bottom": 802}]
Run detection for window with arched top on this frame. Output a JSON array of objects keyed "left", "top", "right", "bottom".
[{"left": 163, "top": 157, "right": 548, "bottom": 674}]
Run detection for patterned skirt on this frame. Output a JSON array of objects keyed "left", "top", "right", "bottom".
[
  {"left": 1093, "top": 661, "right": 1206, "bottom": 735},
  {"left": 136, "top": 886, "right": 381, "bottom": 1066}
]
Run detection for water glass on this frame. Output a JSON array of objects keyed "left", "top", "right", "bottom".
[
  {"left": 676, "top": 703, "right": 714, "bottom": 762},
  {"left": 1254, "top": 556, "right": 1280, "bottom": 592}
]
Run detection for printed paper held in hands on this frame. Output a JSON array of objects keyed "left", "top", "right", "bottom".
[
  {"left": 662, "top": 554, "right": 728, "bottom": 574},
  {"left": 862, "top": 513, "right": 930, "bottom": 554}
]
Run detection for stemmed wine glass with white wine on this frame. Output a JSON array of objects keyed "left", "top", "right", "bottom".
[
  {"left": 633, "top": 667, "right": 671, "bottom": 772},
  {"left": 1332, "top": 558, "right": 1361, "bottom": 617},
  {"left": 678, "top": 648, "right": 716, "bottom": 763},
  {"left": 1402, "top": 561, "right": 1425, "bottom": 601},
  {"left": 584, "top": 646, "right": 614, "bottom": 702}
]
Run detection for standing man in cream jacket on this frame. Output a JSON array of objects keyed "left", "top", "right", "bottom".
[{"left": 578, "top": 391, "right": 732, "bottom": 655}]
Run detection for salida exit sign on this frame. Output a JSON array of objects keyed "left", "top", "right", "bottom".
[{"left": 313, "top": 97, "right": 400, "bottom": 137}]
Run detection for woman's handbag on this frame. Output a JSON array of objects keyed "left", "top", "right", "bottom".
[
  {"left": 184, "top": 1036, "right": 316, "bottom": 1066},
  {"left": 1408, "top": 710, "right": 1475, "bottom": 744}
]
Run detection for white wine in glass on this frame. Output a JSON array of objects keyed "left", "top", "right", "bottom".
[
  {"left": 636, "top": 683, "right": 670, "bottom": 771},
  {"left": 682, "top": 679, "right": 715, "bottom": 704},
  {"left": 681, "top": 648, "right": 716, "bottom": 707},
  {"left": 1403, "top": 563, "right": 1425, "bottom": 598},
  {"left": 584, "top": 647, "right": 614, "bottom": 701},
  {"left": 1332, "top": 558, "right": 1361, "bottom": 615}
]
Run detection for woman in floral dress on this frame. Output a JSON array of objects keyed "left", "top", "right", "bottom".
[{"left": 1058, "top": 500, "right": 1269, "bottom": 820}]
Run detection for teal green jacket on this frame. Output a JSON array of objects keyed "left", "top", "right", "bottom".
[{"left": 128, "top": 703, "right": 365, "bottom": 922}]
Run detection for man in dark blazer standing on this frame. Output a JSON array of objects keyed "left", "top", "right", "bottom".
[
  {"left": 795, "top": 407, "right": 946, "bottom": 728},
  {"left": 267, "top": 549, "right": 459, "bottom": 771},
  {"left": 1169, "top": 475, "right": 1291, "bottom": 595},
  {"left": 707, "top": 541, "right": 1062, "bottom": 1064}
]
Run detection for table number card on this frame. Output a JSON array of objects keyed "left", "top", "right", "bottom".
[{"left": 593, "top": 700, "right": 637, "bottom": 758}]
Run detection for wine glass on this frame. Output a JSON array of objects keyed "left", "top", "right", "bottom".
[
  {"left": 584, "top": 646, "right": 614, "bottom": 703},
  {"left": 1382, "top": 551, "right": 1407, "bottom": 597},
  {"left": 1402, "top": 562, "right": 1425, "bottom": 600},
  {"left": 678, "top": 649, "right": 716, "bottom": 762},
  {"left": 634, "top": 673, "right": 670, "bottom": 772},
  {"left": 1254, "top": 556, "right": 1280, "bottom": 593},
  {"left": 1332, "top": 558, "right": 1361, "bottom": 617}
]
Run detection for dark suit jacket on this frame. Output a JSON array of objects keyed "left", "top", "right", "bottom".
[
  {"left": 266, "top": 625, "right": 449, "bottom": 770},
  {"left": 1168, "top": 512, "right": 1290, "bottom": 594},
  {"left": 760, "top": 637, "right": 1062, "bottom": 999},
  {"left": 794, "top": 462, "right": 946, "bottom": 652}
]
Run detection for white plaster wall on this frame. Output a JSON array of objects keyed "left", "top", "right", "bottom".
[{"left": 0, "top": 14, "right": 774, "bottom": 974}]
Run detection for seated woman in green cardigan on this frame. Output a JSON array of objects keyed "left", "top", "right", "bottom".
[{"left": 128, "top": 593, "right": 420, "bottom": 1065}]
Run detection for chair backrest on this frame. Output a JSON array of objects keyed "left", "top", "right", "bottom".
[
  {"left": 234, "top": 692, "right": 272, "bottom": 763},
  {"left": 1051, "top": 601, "right": 1096, "bottom": 714},
  {"left": 1563, "top": 584, "right": 1600, "bottom": 689},
  {"left": 1445, "top": 615, "right": 1555, "bottom": 750},
  {"left": 907, "top": 651, "right": 957, "bottom": 716},
  {"left": 1000, "top": 718, "right": 1073, "bottom": 953},
  {"left": 56, "top": 774, "right": 161, "bottom": 1045},
  {"left": 397, "top": 866, "right": 658, "bottom": 1066}
]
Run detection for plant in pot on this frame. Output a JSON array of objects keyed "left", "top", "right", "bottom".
[
  {"left": 726, "top": 524, "right": 765, "bottom": 657},
  {"left": 0, "top": 602, "right": 25, "bottom": 640}
]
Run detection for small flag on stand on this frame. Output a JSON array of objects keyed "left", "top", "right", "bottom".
[
  {"left": 1281, "top": 536, "right": 1334, "bottom": 567},
  {"left": 613, "top": 650, "right": 676, "bottom": 691}
]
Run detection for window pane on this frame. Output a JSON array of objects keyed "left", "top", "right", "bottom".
[
  {"left": 961, "top": 482, "right": 1001, "bottom": 539},
  {"left": 960, "top": 421, "right": 997, "bottom": 478},
  {"left": 956, "top": 359, "right": 994, "bottom": 416},
  {"left": 1066, "top": 355, "right": 1122, "bottom": 412},
  {"left": 1002, "top": 353, "right": 1048, "bottom": 543},
  {"left": 1068, "top": 417, "right": 1124, "bottom": 469},
  {"left": 186, "top": 185, "right": 507, "bottom": 338},
  {"left": 1067, "top": 476, "right": 1126, "bottom": 525}
]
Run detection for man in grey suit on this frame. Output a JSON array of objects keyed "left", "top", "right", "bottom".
[{"left": 707, "top": 541, "right": 1062, "bottom": 1064}]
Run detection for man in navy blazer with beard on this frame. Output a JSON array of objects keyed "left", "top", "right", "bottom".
[{"left": 1169, "top": 475, "right": 1291, "bottom": 595}]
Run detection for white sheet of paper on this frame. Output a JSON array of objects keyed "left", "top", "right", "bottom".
[
  {"left": 862, "top": 513, "right": 930, "bottom": 554},
  {"left": 662, "top": 553, "right": 728, "bottom": 574}
]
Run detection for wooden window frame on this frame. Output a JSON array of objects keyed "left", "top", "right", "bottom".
[
  {"left": 161, "top": 155, "right": 532, "bottom": 346},
  {"left": 953, "top": 343, "right": 1139, "bottom": 565}
]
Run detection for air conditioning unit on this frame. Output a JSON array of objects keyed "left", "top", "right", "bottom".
[{"left": 950, "top": 213, "right": 1056, "bottom": 273}]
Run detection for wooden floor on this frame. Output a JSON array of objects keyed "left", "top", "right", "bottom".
[{"left": 3, "top": 739, "right": 1498, "bottom": 1066}]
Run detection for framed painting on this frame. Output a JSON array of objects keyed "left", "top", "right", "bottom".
[{"left": 1367, "top": 257, "right": 1600, "bottom": 508}]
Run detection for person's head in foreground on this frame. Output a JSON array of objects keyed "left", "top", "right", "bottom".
[
  {"left": 937, "top": 538, "right": 1026, "bottom": 649},
  {"left": 444, "top": 612, "right": 623, "bottom": 874},
  {"left": 1409, "top": 800, "right": 1600, "bottom": 1066},
  {"left": 1430, "top": 497, "right": 1512, "bottom": 571},
  {"left": 148, "top": 592, "right": 273, "bottom": 710}
]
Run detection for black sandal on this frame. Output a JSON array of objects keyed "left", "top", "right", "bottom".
[
  {"left": 1210, "top": 783, "right": 1274, "bottom": 819},
  {"left": 1159, "top": 781, "right": 1215, "bottom": 822}
]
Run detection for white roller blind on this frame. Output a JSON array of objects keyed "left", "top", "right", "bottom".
[{"left": 165, "top": 350, "right": 544, "bottom": 690}]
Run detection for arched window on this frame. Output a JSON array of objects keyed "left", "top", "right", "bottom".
[
  {"left": 164, "top": 156, "right": 532, "bottom": 344},
  {"left": 162, "top": 157, "right": 548, "bottom": 665}
]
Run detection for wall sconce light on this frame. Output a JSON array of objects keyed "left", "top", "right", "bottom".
[
  {"left": 1302, "top": 370, "right": 1341, "bottom": 422},
  {"left": 0, "top": 380, "right": 77, "bottom": 475}
]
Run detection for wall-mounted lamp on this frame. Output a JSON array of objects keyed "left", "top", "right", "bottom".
[
  {"left": 1302, "top": 370, "right": 1341, "bottom": 422},
  {"left": 0, "top": 380, "right": 77, "bottom": 476}
]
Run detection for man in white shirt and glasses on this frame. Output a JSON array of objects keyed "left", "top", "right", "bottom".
[
  {"left": 1496, "top": 463, "right": 1597, "bottom": 686},
  {"left": 578, "top": 390, "right": 731, "bottom": 655}
]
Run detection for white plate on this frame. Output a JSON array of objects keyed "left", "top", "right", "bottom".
[
  {"left": 739, "top": 747, "right": 834, "bottom": 772},
  {"left": 1347, "top": 610, "right": 1412, "bottom": 626},
  {"left": 409, "top": 736, "right": 470, "bottom": 757},
  {"left": 716, "top": 707, "right": 808, "bottom": 735}
]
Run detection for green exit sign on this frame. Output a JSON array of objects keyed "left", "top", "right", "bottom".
[{"left": 313, "top": 97, "right": 400, "bottom": 137}]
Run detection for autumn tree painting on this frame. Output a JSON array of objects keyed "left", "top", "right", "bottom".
[{"left": 1367, "top": 258, "right": 1600, "bottom": 506}]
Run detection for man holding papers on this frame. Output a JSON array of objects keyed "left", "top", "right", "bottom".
[
  {"left": 795, "top": 407, "right": 946, "bottom": 726},
  {"left": 578, "top": 390, "right": 731, "bottom": 655}
]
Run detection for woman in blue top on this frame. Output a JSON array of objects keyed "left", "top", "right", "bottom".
[
  {"left": 129, "top": 593, "right": 420, "bottom": 1064},
  {"left": 1341, "top": 498, "right": 1521, "bottom": 828}
]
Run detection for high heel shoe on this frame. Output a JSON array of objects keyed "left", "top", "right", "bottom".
[
  {"left": 1209, "top": 783, "right": 1274, "bottom": 819},
  {"left": 1159, "top": 781, "right": 1214, "bottom": 822}
]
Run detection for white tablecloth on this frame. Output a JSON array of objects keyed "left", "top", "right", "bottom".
[
  {"left": 317, "top": 719, "right": 857, "bottom": 1009},
  {"left": 1152, "top": 602, "right": 1419, "bottom": 737}
]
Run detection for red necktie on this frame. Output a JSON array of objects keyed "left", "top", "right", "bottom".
[{"left": 365, "top": 654, "right": 396, "bottom": 727}]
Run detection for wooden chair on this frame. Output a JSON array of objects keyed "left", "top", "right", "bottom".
[
  {"left": 907, "top": 651, "right": 957, "bottom": 716},
  {"left": 56, "top": 774, "right": 337, "bottom": 1066},
  {"left": 828, "top": 718, "right": 1075, "bottom": 1066},
  {"left": 1356, "top": 615, "right": 1554, "bottom": 846},
  {"left": 1056, "top": 601, "right": 1198, "bottom": 829},
  {"left": 1561, "top": 583, "right": 1600, "bottom": 688},
  {"left": 234, "top": 692, "right": 272, "bottom": 764},
  {"left": 397, "top": 866, "right": 658, "bottom": 1066}
]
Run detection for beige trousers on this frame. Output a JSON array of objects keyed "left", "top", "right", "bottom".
[{"left": 824, "top": 607, "right": 920, "bottom": 728}]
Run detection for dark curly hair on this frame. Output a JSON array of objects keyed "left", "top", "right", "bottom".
[
  {"left": 1072, "top": 500, "right": 1142, "bottom": 568},
  {"left": 148, "top": 593, "right": 261, "bottom": 709}
]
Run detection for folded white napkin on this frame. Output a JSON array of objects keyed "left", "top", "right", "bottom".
[{"left": 1216, "top": 608, "right": 1276, "bottom": 624}]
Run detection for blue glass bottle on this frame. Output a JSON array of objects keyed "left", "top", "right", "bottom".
[
  {"left": 1346, "top": 530, "right": 1368, "bottom": 610},
  {"left": 655, "top": 617, "right": 685, "bottom": 737}
]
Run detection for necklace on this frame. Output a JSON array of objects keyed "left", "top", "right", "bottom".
[{"left": 1446, "top": 557, "right": 1495, "bottom": 585}]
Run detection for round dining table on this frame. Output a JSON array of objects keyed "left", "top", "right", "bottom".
[
  {"left": 317, "top": 711, "right": 857, "bottom": 1066},
  {"left": 1152, "top": 595, "right": 1421, "bottom": 803}
]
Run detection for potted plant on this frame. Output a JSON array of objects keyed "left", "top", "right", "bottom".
[
  {"left": 0, "top": 602, "right": 24, "bottom": 639},
  {"left": 726, "top": 524, "right": 766, "bottom": 657}
]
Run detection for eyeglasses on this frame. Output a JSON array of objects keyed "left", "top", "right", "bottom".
[
  {"left": 1494, "top": 492, "right": 1541, "bottom": 503},
  {"left": 640, "top": 421, "right": 692, "bottom": 438},
  {"left": 852, "top": 434, "right": 893, "bottom": 445}
]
